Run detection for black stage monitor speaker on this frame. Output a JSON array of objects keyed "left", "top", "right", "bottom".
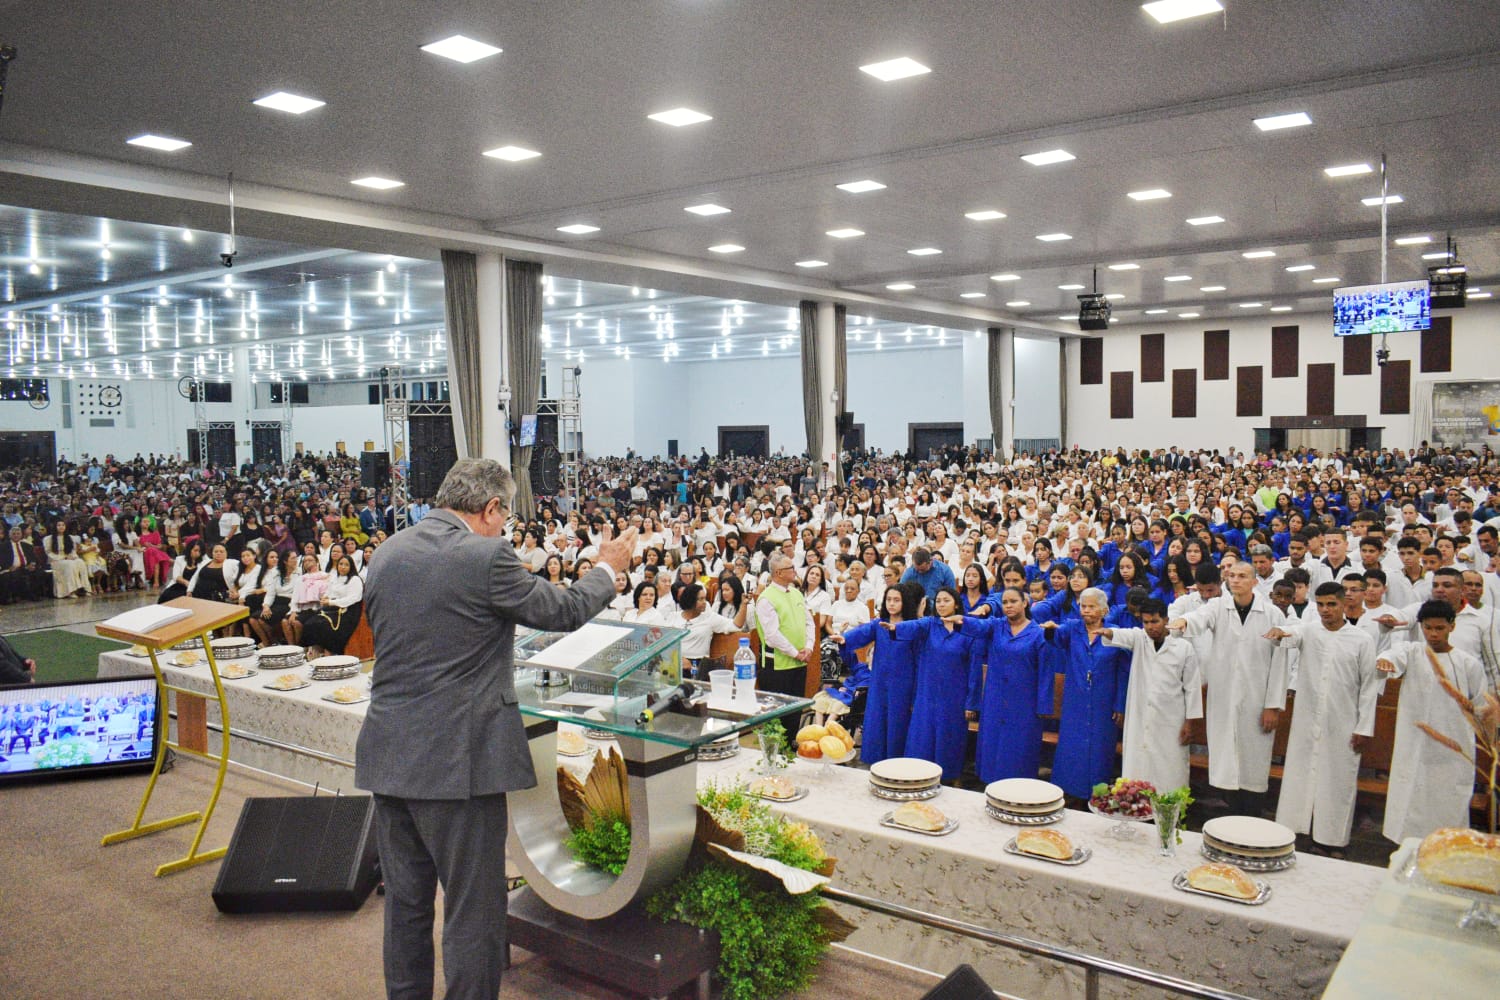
[
  {"left": 212, "top": 795, "right": 380, "bottom": 913},
  {"left": 360, "top": 450, "right": 390, "bottom": 488},
  {"left": 920, "top": 964, "right": 997, "bottom": 1000}
]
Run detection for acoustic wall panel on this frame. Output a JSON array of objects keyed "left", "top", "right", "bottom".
[
  {"left": 1080, "top": 338, "right": 1103, "bottom": 385},
  {"left": 1204, "top": 330, "right": 1230, "bottom": 380},
  {"left": 1271, "top": 325, "right": 1299, "bottom": 378},
  {"left": 1236, "top": 365, "right": 1263, "bottom": 417},
  {"left": 1110, "top": 371, "right": 1133, "bottom": 419},
  {"left": 1171, "top": 368, "right": 1197, "bottom": 419},
  {"left": 1140, "top": 333, "right": 1165, "bottom": 383}
]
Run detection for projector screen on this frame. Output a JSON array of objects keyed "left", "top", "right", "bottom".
[
  {"left": 0, "top": 675, "right": 160, "bottom": 782},
  {"left": 1333, "top": 279, "right": 1431, "bottom": 337}
]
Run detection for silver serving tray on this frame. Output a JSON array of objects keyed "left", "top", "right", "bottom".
[
  {"left": 310, "top": 668, "right": 361, "bottom": 681},
  {"left": 985, "top": 803, "right": 1063, "bottom": 826},
  {"left": 1201, "top": 842, "right": 1296, "bottom": 872},
  {"left": 584, "top": 728, "right": 615, "bottom": 741},
  {"left": 557, "top": 747, "right": 595, "bottom": 758},
  {"left": 696, "top": 742, "right": 740, "bottom": 761},
  {"left": 214, "top": 667, "right": 259, "bottom": 680},
  {"left": 320, "top": 692, "right": 369, "bottom": 705},
  {"left": 1172, "top": 871, "right": 1271, "bottom": 906},
  {"left": 1004, "top": 837, "right": 1091, "bottom": 865},
  {"left": 880, "top": 810, "right": 958, "bottom": 837},
  {"left": 870, "top": 783, "right": 942, "bottom": 802},
  {"left": 263, "top": 680, "right": 312, "bottom": 692},
  {"left": 752, "top": 785, "right": 810, "bottom": 803}
]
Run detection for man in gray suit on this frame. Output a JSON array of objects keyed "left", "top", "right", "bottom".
[{"left": 357, "top": 458, "right": 635, "bottom": 1000}]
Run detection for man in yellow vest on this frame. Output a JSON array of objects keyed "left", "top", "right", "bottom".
[{"left": 754, "top": 552, "right": 815, "bottom": 697}]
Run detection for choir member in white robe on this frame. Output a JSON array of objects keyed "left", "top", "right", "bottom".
[
  {"left": 1100, "top": 597, "right": 1203, "bottom": 793},
  {"left": 1264, "top": 583, "right": 1382, "bottom": 851},
  {"left": 1171, "top": 561, "right": 1288, "bottom": 812},
  {"left": 1377, "top": 600, "right": 1491, "bottom": 844}
]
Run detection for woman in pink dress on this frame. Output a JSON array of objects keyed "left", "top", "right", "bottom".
[{"left": 140, "top": 525, "right": 173, "bottom": 589}]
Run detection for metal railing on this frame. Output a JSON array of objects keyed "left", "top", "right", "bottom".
[{"left": 820, "top": 886, "right": 1256, "bottom": 1000}]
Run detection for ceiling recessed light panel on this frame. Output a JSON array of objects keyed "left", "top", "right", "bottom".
[
  {"left": 352, "top": 176, "right": 404, "bottom": 190},
  {"left": 1021, "top": 149, "right": 1075, "bottom": 166},
  {"left": 836, "top": 179, "right": 886, "bottom": 193},
  {"left": 708, "top": 244, "right": 745, "bottom": 254},
  {"left": 1285, "top": 264, "right": 1315, "bottom": 272},
  {"left": 1253, "top": 111, "right": 1312, "bottom": 131},
  {"left": 826, "top": 228, "right": 864, "bottom": 239},
  {"left": 647, "top": 107, "right": 713, "bottom": 127},
  {"left": 886, "top": 282, "right": 915, "bottom": 291},
  {"left": 1142, "top": 0, "right": 1224, "bottom": 24},
  {"left": 254, "top": 91, "right": 325, "bottom": 114},
  {"left": 1006, "top": 300, "right": 1031, "bottom": 307},
  {"left": 965, "top": 209, "right": 1006, "bottom": 221},
  {"left": 557, "top": 223, "right": 600, "bottom": 235},
  {"left": 1036, "top": 232, "right": 1072, "bottom": 242},
  {"left": 1242, "top": 250, "right": 1276, "bottom": 259},
  {"left": 1312, "top": 276, "right": 1340, "bottom": 284},
  {"left": 907, "top": 247, "right": 942, "bottom": 256},
  {"left": 685, "top": 203, "right": 730, "bottom": 216},
  {"left": 859, "top": 56, "right": 931, "bottom": 82},
  {"left": 1186, "top": 215, "right": 1224, "bottom": 225},
  {"left": 960, "top": 292, "right": 987, "bottom": 299},
  {"left": 1324, "top": 162, "right": 1373, "bottom": 177},
  {"left": 795, "top": 259, "right": 828, "bottom": 268},
  {"left": 1270, "top": 306, "right": 1293, "bottom": 312},
  {"left": 483, "top": 144, "right": 541, "bottom": 161},
  {"left": 1145, "top": 308, "right": 1170, "bottom": 314},
  {"left": 420, "top": 35, "right": 502, "bottom": 63},
  {"left": 1363, "top": 194, "right": 1403, "bottom": 206},
  {"left": 127, "top": 133, "right": 191, "bottom": 152},
  {"left": 1058, "top": 283, "right": 1085, "bottom": 291},
  {"left": 990, "top": 273, "right": 1021, "bottom": 282},
  {"left": 1238, "top": 302, "right": 1264, "bottom": 308},
  {"left": 1104, "top": 293, "right": 1125, "bottom": 301},
  {"left": 1164, "top": 275, "right": 1192, "bottom": 282},
  {"left": 1469, "top": 291, "right": 1493, "bottom": 299},
  {"left": 1108, "top": 263, "right": 1140, "bottom": 271},
  {"left": 1201, "top": 285, "right": 1227, "bottom": 292},
  {"left": 1394, "top": 235, "right": 1431, "bottom": 245},
  {"left": 1179, "top": 312, "right": 1201, "bottom": 318},
  {"left": 1128, "top": 188, "right": 1172, "bottom": 201}
]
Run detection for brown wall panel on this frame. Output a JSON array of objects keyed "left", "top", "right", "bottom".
[
  {"left": 1420, "top": 315, "right": 1452, "bottom": 373},
  {"left": 1171, "top": 368, "right": 1197, "bottom": 419},
  {"left": 1236, "top": 365, "right": 1263, "bottom": 417},
  {"left": 1271, "top": 325, "right": 1299, "bottom": 377},
  {"left": 1140, "top": 333, "right": 1165, "bottom": 383},
  {"left": 1306, "top": 362, "right": 1335, "bottom": 416},
  {"left": 1342, "top": 333, "right": 1372, "bottom": 376},
  {"left": 1079, "top": 337, "right": 1104, "bottom": 385},
  {"left": 1110, "top": 371, "right": 1134, "bottom": 419},
  {"left": 1380, "top": 359, "right": 1411, "bottom": 414},
  {"left": 1204, "top": 329, "right": 1230, "bottom": 380}
]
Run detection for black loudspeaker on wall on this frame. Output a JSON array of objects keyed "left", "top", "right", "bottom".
[
  {"left": 360, "top": 450, "right": 390, "bottom": 488},
  {"left": 920, "top": 964, "right": 996, "bottom": 1000},
  {"left": 212, "top": 795, "right": 380, "bottom": 913}
]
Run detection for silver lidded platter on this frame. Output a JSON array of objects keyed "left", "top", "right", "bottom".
[
  {"left": 1200, "top": 842, "right": 1297, "bottom": 872},
  {"left": 870, "top": 783, "right": 942, "bottom": 802},
  {"left": 985, "top": 803, "right": 1064, "bottom": 826}
]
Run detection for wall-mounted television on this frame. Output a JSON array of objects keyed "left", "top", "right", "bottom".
[
  {"left": 0, "top": 675, "right": 161, "bottom": 782},
  {"left": 1333, "top": 279, "right": 1431, "bottom": 337}
]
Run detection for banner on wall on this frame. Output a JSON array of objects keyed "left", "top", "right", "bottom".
[{"left": 1429, "top": 381, "right": 1500, "bottom": 451}]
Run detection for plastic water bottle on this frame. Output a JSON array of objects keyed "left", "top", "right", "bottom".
[{"left": 733, "top": 637, "right": 756, "bottom": 697}]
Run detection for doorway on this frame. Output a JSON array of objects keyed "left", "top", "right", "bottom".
[
  {"left": 0, "top": 431, "right": 56, "bottom": 469},
  {"left": 718, "top": 425, "right": 769, "bottom": 458}
]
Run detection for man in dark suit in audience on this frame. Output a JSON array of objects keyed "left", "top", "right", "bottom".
[
  {"left": 357, "top": 458, "right": 635, "bottom": 1000},
  {"left": 0, "top": 526, "right": 47, "bottom": 603}
]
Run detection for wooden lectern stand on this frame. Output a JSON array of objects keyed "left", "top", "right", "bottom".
[{"left": 95, "top": 597, "right": 248, "bottom": 877}]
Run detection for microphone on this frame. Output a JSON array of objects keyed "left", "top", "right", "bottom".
[{"left": 635, "top": 680, "right": 698, "bottom": 726}]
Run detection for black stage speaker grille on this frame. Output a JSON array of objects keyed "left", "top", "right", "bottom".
[
  {"left": 360, "top": 450, "right": 390, "bottom": 488},
  {"left": 920, "top": 964, "right": 996, "bottom": 1000},
  {"left": 212, "top": 795, "right": 379, "bottom": 913}
]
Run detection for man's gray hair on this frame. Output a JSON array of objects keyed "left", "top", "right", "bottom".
[
  {"left": 1249, "top": 543, "right": 1274, "bottom": 560},
  {"left": 768, "top": 552, "right": 794, "bottom": 572},
  {"left": 1080, "top": 587, "right": 1110, "bottom": 611},
  {"left": 435, "top": 458, "right": 515, "bottom": 514}
]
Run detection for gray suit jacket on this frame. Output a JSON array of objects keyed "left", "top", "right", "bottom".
[{"left": 355, "top": 509, "right": 616, "bottom": 799}]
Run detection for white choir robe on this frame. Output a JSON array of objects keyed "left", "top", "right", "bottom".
[
  {"left": 1167, "top": 592, "right": 1213, "bottom": 667},
  {"left": 1103, "top": 628, "right": 1203, "bottom": 793},
  {"left": 1180, "top": 593, "right": 1289, "bottom": 792},
  {"left": 1379, "top": 642, "right": 1489, "bottom": 844},
  {"left": 1271, "top": 623, "right": 1381, "bottom": 847}
]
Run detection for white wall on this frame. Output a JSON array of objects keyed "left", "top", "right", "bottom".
[
  {"left": 1014, "top": 336, "right": 1062, "bottom": 444},
  {"left": 1065, "top": 301, "right": 1500, "bottom": 453}
]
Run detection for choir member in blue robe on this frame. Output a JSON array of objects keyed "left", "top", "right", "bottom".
[
  {"left": 1040, "top": 587, "right": 1131, "bottom": 799},
  {"left": 833, "top": 582, "right": 924, "bottom": 765},
  {"left": 892, "top": 587, "right": 985, "bottom": 781},
  {"left": 957, "top": 587, "right": 1051, "bottom": 782}
]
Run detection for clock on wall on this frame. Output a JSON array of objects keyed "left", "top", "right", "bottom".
[{"left": 99, "top": 385, "right": 123, "bottom": 408}]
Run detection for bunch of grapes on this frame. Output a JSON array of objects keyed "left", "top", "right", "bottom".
[{"left": 1089, "top": 777, "right": 1157, "bottom": 818}]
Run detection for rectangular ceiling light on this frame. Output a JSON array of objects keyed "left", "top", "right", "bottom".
[
  {"left": 1179, "top": 312, "right": 1201, "bottom": 318},
  {"left": 1036, "top": 232, "right": 1072, "bottom": 241},
  {"left": 1324, "top": 162, "right": 1372, "bottom": 177},
  {"left": 1142, "top": 0, "right": 1224, "bottom": 24},
  {"left": 1201, "top": 285, "right": 1227, "bottom": 291},
  {"left": 1128, "top": 188, "right": 1172, "bottom": 201},
  {"left": 1394, "top": 235, "right": 1430, "bottom": 245},
  {"left": 960, "top": 291, "right": 987, "bottom": 299},
  {"left": 351, "top": 176, "right": 405, "bottom": 190},
  {"left": 907, "top": 247, "right": 942, "bottom": 256},
  {"left": 1422, "top": 251, "right": 1450, "bottom": 261},
  {"left": 826, "top": 228, "right": 864, "bottom": 239},
  {"left": 1164, "top": 274, "right": 1192, "bottom": 282},
  {"left": 648, "top": 107, "right": 713, "bottom": 127},
  {"left": 708, "top": 244, "right": 745, "bottom": 254},
  {"left": 127, "top": 133, "right": 192, "bottom": 152},
  {"left": 1253, "top": 111, "right": 1312, "bottom": 131},
  {"left": 557, "top": 223, "right": 600, "bottom": 235},
  {"left": 1270, "top": 306, "right": 1293, "bottom": 312},
  {"left": 1238, "top": 302, "right": 1264, "bottom": 308},
  {"left": 1021, "top": 149, "right": 1075, "bottom": 166},
  {"left": 1059, "top": 283, "right": 1085, "bottom": 291},
  {"left": 1105, "top": 293, "right": 1125, "bottom": 300},
  {"left": 1187, "top": 215, "right": 1224, "bottom": 225},
  {"left": 1362, "top": 194, "right": 1403, "bottom": 206},
  {"left": 886, "top": 282, "right": 915, "bottom": 291},
  {"left": 1006, "top": 300, "right": 1031, "bottom": 307},
  {"left": 685, "top": 203, "right": 731, "bottom": 215},
  {"left": 795, "top": 259, "right": 828, "bottom": 268},
  {"left": 965, "top": 209, "right": 1006, "bottom": 221},
  {"left": 254, "top": 91, "right": 325, "bottom": 114},
  {"left": 1285, "top": 264, "right": 1315, "bottom": 272},
  {"left": 1242, "top": 250, "right": 1277, "bottom": 258},
  {"left": 1312, "top": 277, "right": 1340, "bottom": 283},
  {"left": 1108, "top": 263, "right": 1140, "bottom": 271},
  {"left": 1145, "top": 308, "right": 1169, "bottom": 314},
  {"left": 420, "top": 35, "right": 502, "bottom": 63},
  {"left": 836, "top": 179, "right": 886, "bottom": 193},
  {"left": 990, "top": 273, "right": 1021, "bottom": 282},
  {"left": 859, "top": 56, "right": 931, "bottom": 82},
  {"left": 484, "top": 144, "right": 541, "bottom": 161}
]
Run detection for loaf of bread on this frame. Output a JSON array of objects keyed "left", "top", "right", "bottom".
[
  {"left": 1186, "top": 862, "right": 1258, "bottom": 900},
  {"left": 557, "top": 731, "right": 587, "bottom": 755},
  {"left": 818, "top": 735, "right": 848, "bottom": 759},
  {"left": 1015, "top": 827, "right": 1075, "bottom": 860},
  {"left": 749, "top": 775, "right": 797, "bottom": 800},
  {"left": 796, "top": 724, "right": 828, "bottom": 743},
  {"left": 1417, "top": 827, "right": 1500, "bottom": 895},
  {"left": 892, "top": 801, "right": 946, "bottom": 832}
]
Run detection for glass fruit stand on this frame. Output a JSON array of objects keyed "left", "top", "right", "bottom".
[{"left": 507, "top": 620, "right": 810, "bottom": 921}]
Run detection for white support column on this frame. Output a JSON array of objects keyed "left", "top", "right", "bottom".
[
  {"left": 231, "top": 344, "right": 253, "bottom": 467},
  {"left": 998, "top": 327, "right": 1016, "bottom": 460},
  {"left": 816, "top": 301, "right": 837, "bottom": 475},
  {"left": 475, "top": 252, "right": 508, "bottom": 466}
]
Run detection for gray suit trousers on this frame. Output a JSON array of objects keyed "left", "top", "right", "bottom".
[{"left": 372, "top": 793, "right": 509, "bottom": 1000}]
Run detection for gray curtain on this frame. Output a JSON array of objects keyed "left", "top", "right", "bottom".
[
  {"left": 1058, "top": 340, "right": 1069, "bottom": 452},
  {"left": 507, "top": 259, "right": 543, "bottom": 520},
  {"left": 833, "top": 304, "right": 847, "bottom": 481},
  {"left": 799, "top": 300, "right": 821, "bottom": 463},
  {"left": 439, "top": 250, "right": 481, "bottom": 459},
  {"left": 987, "top": 326, "right": 1005, "bottom": 455}
]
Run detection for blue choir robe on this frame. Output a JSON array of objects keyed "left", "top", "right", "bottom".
[
  {"left": 959, "top": 590, "right": 992, "bottom": 615},
  {"left": 892, "top": 617, "right": 985, "bottom": 781},
  {"left": 1045, "top": 620, "right": 1131, "bottom": 798},
  {"left": 1030, "top": 592, "right": 1079, "bottom": 684},
  {"left": 959, "top": 616, "right": 1051, "bottom": 782},
  {"left": 838, "top": 619, "right": 919, "bottom": 765}
]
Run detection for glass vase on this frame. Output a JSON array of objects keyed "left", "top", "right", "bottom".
[{"left": 1151, "top": 800, "right": 1183, "bottom": 857}]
